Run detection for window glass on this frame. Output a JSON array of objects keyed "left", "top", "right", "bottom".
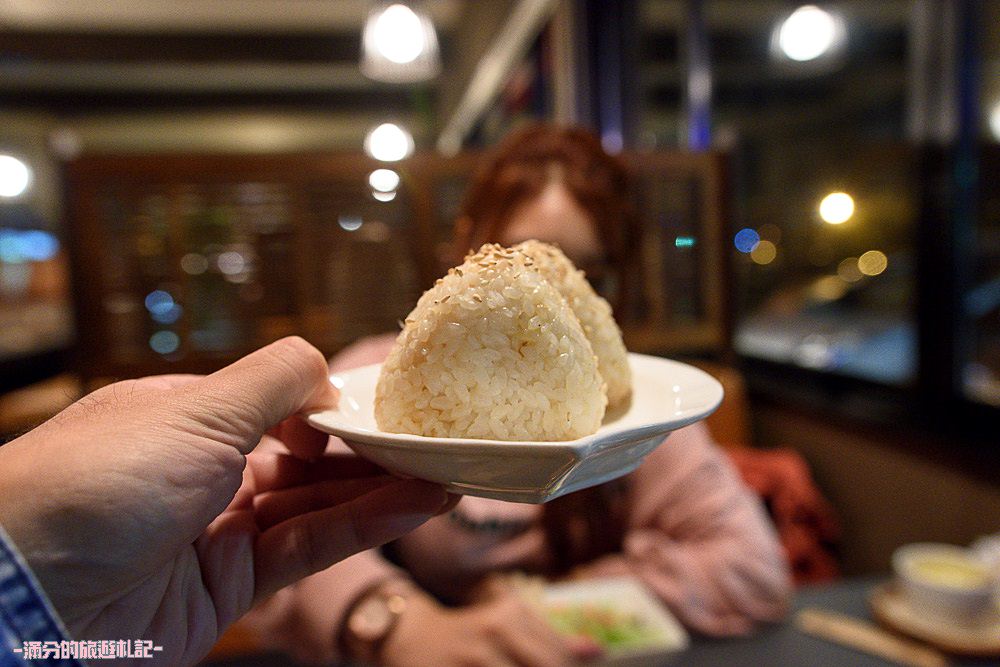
[
  {"left": 639, "top": 0, "right": 917, "bottom": 385},
  {"left": 966, "top": 3, "right": 1000, "bottom": 405}
]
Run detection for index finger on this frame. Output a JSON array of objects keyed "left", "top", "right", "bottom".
[
  {"left": 253, "top": 479, "right": 448, "bottom": 601},
  {"left": 248, "top": 450, "right": 387, "bottom": 494}
]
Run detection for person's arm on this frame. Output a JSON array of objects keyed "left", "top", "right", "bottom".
[
  {"left": 0, "top": 338, "right": 452, "bottom": 667},
  {"left": 571, "top": 422, "right": 793, "bottom": 636},
  {"left": 0, "top": 525, "right": 82, "bottom": 666}
]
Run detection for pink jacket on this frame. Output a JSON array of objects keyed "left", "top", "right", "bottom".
[{"left": 244, "top": 335, "right": 792, "bottom": 662}]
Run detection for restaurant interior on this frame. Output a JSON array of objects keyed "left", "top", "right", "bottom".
[{"left": 0, "top": 0, "right": 998, "bottom": 664}]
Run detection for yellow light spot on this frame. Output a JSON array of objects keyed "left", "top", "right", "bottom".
[
  {"left": 819, "top": 192, "right": 855, "bottom": 224},
  {"left": 858, "top": 250, "right": 888, "bottom": 276},
  {"left": 750, "top": 240, "right": 777, "bottom": 265},
  {"left": 837, "top": 257, "right": 863, "bottom": 282},
  {"left": 810, "top": 275, "right": 849, "bottom": 301}
]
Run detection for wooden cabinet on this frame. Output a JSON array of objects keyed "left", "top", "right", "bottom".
[{"left": 65, "top": 151, "right": 730, "bottom": 380}]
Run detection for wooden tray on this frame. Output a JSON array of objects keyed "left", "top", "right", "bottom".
[{"left": 869, "top": 582, "right": 1000, "bottom": 657}]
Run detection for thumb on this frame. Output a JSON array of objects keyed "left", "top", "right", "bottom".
[{"left": 177, "top": 337, "right": 338, "bottom": 456}]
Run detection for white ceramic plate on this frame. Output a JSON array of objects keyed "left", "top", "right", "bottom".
[
  {"left": 537, "top": 577, "right": 689, "bottom": 665},
  {"left": 306, "top": 353, "right": 723, "bottom": 503}
]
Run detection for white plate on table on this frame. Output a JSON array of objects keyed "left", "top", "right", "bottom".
[
  {"left": 306, "top": 353, "right": 723, "bottom": 503},
  {"left": 537, "top": 577, "right": 689, "bottom": 666}
]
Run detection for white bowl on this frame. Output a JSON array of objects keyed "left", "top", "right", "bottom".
[
  {"left": 892, "top": 543, "right": 997, "bottom": 626},
  {"left": 306, "top": 353, "right": 723, "bottom": 503}
]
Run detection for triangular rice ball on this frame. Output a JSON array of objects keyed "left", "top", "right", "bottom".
[
  {"left": 513, "top": 240, "right": 632, "bottom": 410},
  {"left": 375, "top": 244, "right": 606, "bottom": 441}
]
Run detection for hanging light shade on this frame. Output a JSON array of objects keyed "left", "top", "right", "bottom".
[{"left": 360, "top": 2, "right": 441, "bottom": 83}]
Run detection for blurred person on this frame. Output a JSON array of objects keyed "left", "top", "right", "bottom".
[
  {"left": 244, "top": 124, "right": 792, "bottom": 667},
  {"left": 0, "top": 337, "right": 454, "bottom": 666}
]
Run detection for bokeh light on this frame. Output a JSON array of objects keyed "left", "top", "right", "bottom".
[
  {"left": 370, "top": 4, "right": 426, "bottom": 64},
  {"left": 48, "top": 127, "right": 83, "bottom": 159},
  {"left": 777, "top": 5, "right": 843, "bottom": 62},
  {"left": 180, "top": 253, "right": 209, "bottom": 275},
  {"left": 372, "top": 190, "right": 397, "bottom": 202},
  {"left": 368, "top": 168, "right": 401, "bottom": 193},
  {"left": 989, "top": 101, "right": 1000, "bottom": 141},
  {"left": 144, "top": 290, "right": 175, "bottom": 316},
  {"left": 217, "top": 251, "right": 246, "bottom": 275},
  {"left": 674, "top": 236, "right": 697, "bottom": 248},
  {"left": 858, "top": 250, "right": 888, "bottom": 276},
  {"left": 149, "top": 330, "right": 180, "bottom": 355},
  {"left": 339, "top": 216, "right": 363, "bottom": 232},
  {"left": 734, "top": 228, "right": 761, "bottom": 253},
  {"left": 837, "top": 257, "right": 863, "bottom": 282},
  {"left": 750, "top": 240, "right": 777, "bottom": 265},
  {"left": 0, "top": 229, "right": 59, "bottom": 263},
  {"left": 0, "top": 155, "right": 31, "bottom": 198},
  {"left": 809, "top": 275, "right": 849, "bottom": 301},
  {"left": 364, "top": 123, "right": 414, "bottom": 162},
  {"left": 151, "top": 304, "right": 182, "bottom": 325},
  {"left": 819, "top": 192, "right": 855, "bottom": 224}
]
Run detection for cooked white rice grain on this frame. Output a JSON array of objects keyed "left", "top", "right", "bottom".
[
  {"left": 513, "top": 240, "right": 632, "bottom": 410},
  {"left": 375, "top": 243, "right": 606, "bottom": 441}
]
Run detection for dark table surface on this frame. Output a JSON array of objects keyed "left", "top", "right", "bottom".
[
  {"left": 660, "top": 575, "right": 999, "bottom": 667},
  {"left": 203, "top": 576, "right": 1000, "bottom": 667}
]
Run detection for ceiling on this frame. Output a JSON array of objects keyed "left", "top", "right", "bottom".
[
  {"left": 0, "top": 0, "right": 464, "bottom": 32},
  {"left": 0, "top": 0, "right": 991, "bottom": 153},
  {"left": 0, "top": 0, "right": 464, "bottom": 115}
]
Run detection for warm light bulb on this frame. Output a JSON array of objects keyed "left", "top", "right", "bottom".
[
  {"left": 372, "top": 4, "right": 425, "bottom": 64},
  {"left": 819, "top": 192, "right": 854, "bottom": 224},
  {"left": 777, "top": 5, "right": 842, "bottom": 62},
  {"left": 0, "top": 155, "right": 31, "bottom": 198},
  {"left": 364, "top": 123, "right": 414, "bottom": 162},
  {"left": 360, "top": 1, "right": 441, "bottom": 83},
  {"left": 368, "top": 168, "right": 401, "bottom": 193}
]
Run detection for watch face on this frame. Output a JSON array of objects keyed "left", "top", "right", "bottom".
[{"left": 349, "top": 595, "right": 394, "bottom": 642}]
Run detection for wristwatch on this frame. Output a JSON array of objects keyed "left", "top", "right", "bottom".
[{"left": 344, "top": 582, "right": 411, "bottom": 663}]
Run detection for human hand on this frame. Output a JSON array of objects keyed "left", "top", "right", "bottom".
[
  {"left": 378, "top": 588, "right": 601, "bottom": 667},
  {"left": 0, "top": 337, "right": 453, "bottom": 666}
]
